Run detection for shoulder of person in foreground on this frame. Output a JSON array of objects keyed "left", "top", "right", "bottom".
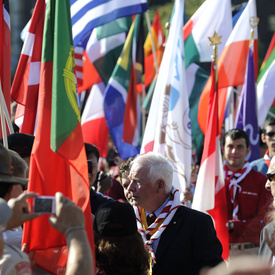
[
  {"left": 49, "top": 192, "right": 95, "bottom": 275},
  {"left": 200, "top": 255, "right": 271, "bottom": 275}
]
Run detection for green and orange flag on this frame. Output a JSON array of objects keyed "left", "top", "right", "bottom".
[{"left": 22, "top": 0, "right": 94, "bottom": 273}]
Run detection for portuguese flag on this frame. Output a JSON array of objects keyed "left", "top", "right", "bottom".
[{"left": 22, "top": 0, "right": 94, "bottom": 273}]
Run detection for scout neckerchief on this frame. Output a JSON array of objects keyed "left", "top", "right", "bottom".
[
  {"left": 134, "top": 186, "right": 182, "bottom": 270},
  {"left": 223, "top": 161, "right": 251, "bottom": 219},
  {"left": 264, "top": 149, "right": 271, "bottom": 167}
]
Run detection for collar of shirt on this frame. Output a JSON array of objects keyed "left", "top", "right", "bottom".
[{"left": 145, "top": 194, "right": 171, "bottom": 217}]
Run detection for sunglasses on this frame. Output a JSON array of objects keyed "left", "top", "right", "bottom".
[
  {"left": 265, "top": 132, "right": 275, "bottom": 138},
  {"left": 267, "top": 173, "right": 275, "bottom": 182}
]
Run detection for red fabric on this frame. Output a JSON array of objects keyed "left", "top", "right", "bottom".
[
  {"left": 11, "top": 0, "right": 45, "bottom": 135},
  {"left": 22, "top": 63, "right": 94, "bottom": 274},
  {"left": 82, "top": 116, "right": 109, "bottom": 158},
  {"left": 225, "top": 169, "right": 272, "bottom": 244},
  {"left": 198, "top": 41, "right": 258, "bottom": 136},
  {"left": 123, "top": 63, "right": 138, "bottom": 144},
  {"left": 264, "top": 149, "right": 271, "bottom": 167},
  {"left": 77, "top": 50, "right": 102, "bottom": 93},
  {"left": 104, "top": 178, "right": 126, "bottom": 202},
  {"left": 0, "top": 0, "right": 11, "bottom": 138},
  {"left": 201, "top": 63, "right": 229, "bottom": 260}
]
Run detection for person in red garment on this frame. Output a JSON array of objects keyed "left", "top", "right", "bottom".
[{"left": 222, "top": 129, "right": 272, "bottom": 256}]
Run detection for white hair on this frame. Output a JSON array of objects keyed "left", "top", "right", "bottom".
[{"left": 130, "top": 152, "right": 173, "bottom": 193}]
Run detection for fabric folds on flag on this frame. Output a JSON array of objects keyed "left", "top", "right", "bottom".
[
  {"left": 0, "top": 0, "right": 11, "bottom": 135},
  {"left": 82, "top": 82, "right": 109, "bottom": 158},
  {"left": 75, "top": 17, "right": 130, "bottom": 93},
  {"left": 257, "top": 36, "right": 275, "bottom": 127},
  {"left": 183, "top": 0, "right": 232, "bottom": 68},
  {"left": 235, "top": 47, "right": 260, "bottom": 162},
  {"left": 144, "top": 10, "right": 164, "bottom": 58},
  {"left": 22, "top": 0, "right": 94, "bottom": 273},
  {"left": 192, "top": 63, "right": 229, "bottom": 260},
  {"left": 141, "top": 0, "right": 192, "bottom": 194},
  {"left": 70, "top": 0, "right": 147, "bottom": 47},
  {"left": 10, "top": 0, "right": 45, "bottom": 135},
  {"left": 198, "top": 0, "right": 258, "bottom": 135},
  {"left": 103, "top": 15, "right": 142, "bottom": 159}
]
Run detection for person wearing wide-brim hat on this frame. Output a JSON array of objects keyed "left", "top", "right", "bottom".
[{"left": 0, "top": 143, "right": 28, "bottom": 201}]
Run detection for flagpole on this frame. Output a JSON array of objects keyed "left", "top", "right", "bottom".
[
  {"left": 209, "top": 32, "right": 221, "bottom": 84},
  {"left": 249, "top": 16, "right": 259, "bottom": 124},
  {"left": 0, "top": 80, "right": 8, "bottom": 148}
]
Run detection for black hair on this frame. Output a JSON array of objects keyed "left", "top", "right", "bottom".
[
  {"left": 224, "top": 129, "right": 249, "bottom": 148},
  {"left": 84, "top": 143, "right": 100, "bottom": 161}
]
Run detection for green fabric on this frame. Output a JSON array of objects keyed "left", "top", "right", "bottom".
[
  {"left": 42, "top": 0, "right": 80, "bottom": 152},
  {"left": 189, "top": 66, "right": 209, "bottom": 152},
  {"left": 96, "top": 16, "right": 132, "bottom": 39},
  {"left": 258, "top": 47, "right": 275, "bottom": 83},
  {"left": 184, "top": 34, "right": 200, "bottom": 68}
]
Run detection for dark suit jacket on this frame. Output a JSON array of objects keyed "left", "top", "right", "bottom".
[
  {"left": 153, "top": 206, "right": 223, "bottom": 275},
  {"left": 259, "top": 221, "right": 274, "bottom": 263}
]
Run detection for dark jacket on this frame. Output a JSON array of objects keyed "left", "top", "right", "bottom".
[{"left": 153, "top": 206, "right": 224, "bottom": 275}]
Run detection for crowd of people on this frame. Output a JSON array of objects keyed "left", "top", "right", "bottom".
[{"left": 1, "top": 119, "right": 275, "bottom": 274}]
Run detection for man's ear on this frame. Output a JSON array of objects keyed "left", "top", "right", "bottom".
[
  {"left": 246, "top": 147, "right": 251, "bottom": 155},
  {"left": 157, "top": 179, "right": 165, "bottom": 192}
]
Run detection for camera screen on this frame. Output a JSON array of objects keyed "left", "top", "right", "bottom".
[{"left": 34, "top": 197, "right": 54, "bottom": 213}]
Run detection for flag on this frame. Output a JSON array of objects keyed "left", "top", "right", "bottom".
[
  {"left": 183, "top": 0, "right": 232, "bottom": 68},
  {"left": 0, "top": 0, "right": 11, "bottom": 135},
  {"left": 144, "top": 10, "right": 164, "bottom": 57},
  {"left": 141, "top": 0, "right": 192, "bottom": 194},
  {"left": 198, "top": 0, "right": 258, "bottom": 135},
  {"left": 235, "top": 47, "right": 260, "bottom": 162},
  {"left": 81, "top": 82, "right": 109, "bottom": 158},
  {"left": 103, "top": 15, "right": 142, "bottom": 159},
  {"left": 260, "top": 31, "right": 275, "bottom": 71},
  {"left": 10, "top": 0, "right": 45, "bottom": 135},
  {"left": 70, "top": 0, "right": 147, "bottom": 47},
  {"left": 22, "top": 0, "right": 94, "bottom": 273},
  {"left": 123, "top": 13, "right": 144, "bottom": 145},
  {"left": 192, "top": 63, "right": 229, "bottom": 260},
  {"left": 76, "top": 16, "right": 131, "bottom": 93},
  {"left": 257, "top": 35, "right": 275, "bottom": 127},
  {"left": 186, "top": 63, "right": 209, "bottom": 153}
]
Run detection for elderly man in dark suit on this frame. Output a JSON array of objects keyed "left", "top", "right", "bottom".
[
  {"left": 127, "top": 152, "right": 223, "bottom": 275},
  {"left": 259, "top": 156, "right": 275, "bottom": 263}
]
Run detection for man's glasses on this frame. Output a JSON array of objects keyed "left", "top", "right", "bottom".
[
  {"left": 264, "top": 132, "right": 275, "bottom": 138},
  {"left": 267, "top": 173, "right": 275, "bottom": 182}
]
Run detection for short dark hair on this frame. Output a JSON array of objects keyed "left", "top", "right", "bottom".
[
  {"left": 0, "top": 184, "right": 12, "bottom": 198},
  {"left": 263, "top": 117, "right": 275, "bottom": 133},
  {"left": 118, "top": 157, "right": 134, "bottom": 182},
  {"left": 224, "top": 129, "right": 249, "bottom": 148},
  {"left": 94, "top": 232, "right": 149, "bottom": 275},
  {"left": 84, "top": 143, "right": 99, "bottom": 161}
]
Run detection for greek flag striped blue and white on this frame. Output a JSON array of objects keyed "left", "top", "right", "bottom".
[{"left": 70, "top": 0, "right": 147, "bottom": 47}]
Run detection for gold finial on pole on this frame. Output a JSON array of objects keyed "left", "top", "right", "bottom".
[
  {"left": 249, "top": 16, "right": 259, "bottom": 46},
  {"left": 208, "top": 31, "right": 222, "bottom": 83}
]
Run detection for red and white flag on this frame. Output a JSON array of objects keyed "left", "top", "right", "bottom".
[
  {"left": 10, "top": 0, "right": 46, "bottom": 135},
  {"left": 192, "top": 63, "right": 229, "bottom": 260},
  {"left": 81, "top": 82, "right": 109, "bottom": 158},
  {"left": 198, "top": 0, "right": 257, "bottom": 135},
  {"left": 0, "top": 0, "right": 11, "bottom": 137}
]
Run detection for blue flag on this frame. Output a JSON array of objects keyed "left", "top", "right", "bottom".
[
  {"left": 234, "top": 48, "right": 260, "bottom": 162},
  {"left": 70, "top": 0, "right": 147, "bottom": 47}
]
